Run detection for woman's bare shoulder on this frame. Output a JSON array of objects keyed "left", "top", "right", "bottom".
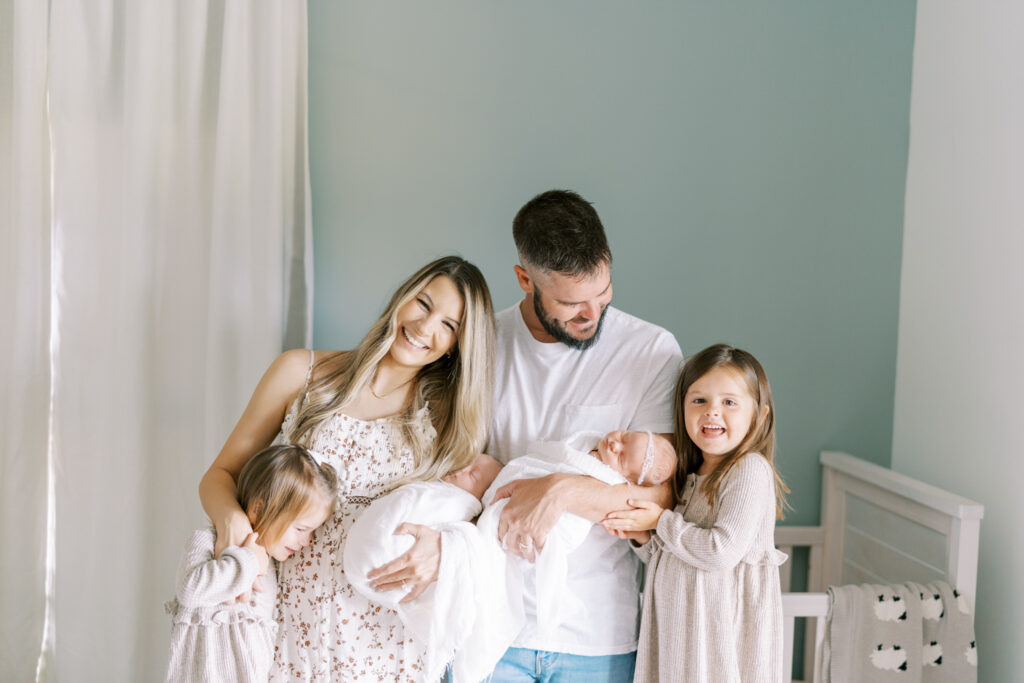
[
  {"left": 273, "top": 348, "right": 351, "bottom": 387},
  {"left": 269, "top": 349, "right": 316, "bottom": 386}
]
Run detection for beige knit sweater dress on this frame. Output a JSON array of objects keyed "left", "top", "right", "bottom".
[
  {"left": 633, "top": 453, "right": 787, "bottom": 683},
  {"left": 164, "top": 528, "right": 277, "bottom": 683}
]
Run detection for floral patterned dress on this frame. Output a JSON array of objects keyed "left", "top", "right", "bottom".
[{"left": 269, "top": 406, "right": 434, "bottom": 682}]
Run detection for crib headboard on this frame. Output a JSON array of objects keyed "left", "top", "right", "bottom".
[{"left": 818, "top": 450, "right": 984, "bottom": 610}]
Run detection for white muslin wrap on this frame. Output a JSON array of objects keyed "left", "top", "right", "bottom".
[
  {"left": 345, "top": 433, "right": 628, "bottom": 683},
  {"left": 452, "top": 432, "right": 628, "bottom": 681},
  {"left": 343, "top": 480, "right": 485, "bottom": 682}
]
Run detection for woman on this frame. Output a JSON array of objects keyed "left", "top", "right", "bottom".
[{"left": 199, "top": 256, "right": 495, "bottom": 681}]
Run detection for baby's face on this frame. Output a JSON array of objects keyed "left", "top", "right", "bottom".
[
  {"left": 443, "top": 453, "right": 503, "bottom": 500},
  {"left": 596, "top": 430, "right": 651, "bottom": 482},
  {"left": 596, "top": 431, "right": 676, "bottom": 485}
]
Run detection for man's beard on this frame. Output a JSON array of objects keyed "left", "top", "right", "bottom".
[{"left": 533, "top": 291, "right": 608, "bottom": 351}]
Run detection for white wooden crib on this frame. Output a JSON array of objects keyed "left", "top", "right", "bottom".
[{"left": 776, "top": 451, "right": 984, "bottom": 683}]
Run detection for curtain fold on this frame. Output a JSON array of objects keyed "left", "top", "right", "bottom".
[
  {"left": 0, "top": 0, "right": 52, "bottom": 678},
  {"left": 2, "top": 1, "right": 312, "bottom": 679}
]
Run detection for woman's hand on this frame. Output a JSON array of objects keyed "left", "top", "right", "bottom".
[
  {"left": 368, "top": 523, "right": 441, "bottom": 602},
  {"left": 601, "top": 498, "right": 664, "bottom": 533},
  {"left": 241, "top": 531, "right": 270, "bottom": 576},
  {"left": 214, "top": 509, "right": 256, "bottom": 558}
]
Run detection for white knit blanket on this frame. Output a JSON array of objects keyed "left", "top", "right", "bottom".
[{"left": 822, "top": 581, "right": 977, "bottom": 683}]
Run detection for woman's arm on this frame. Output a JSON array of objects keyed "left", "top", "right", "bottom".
[{"left": 199, "top": 349, "right": 311, "bottom": 556}]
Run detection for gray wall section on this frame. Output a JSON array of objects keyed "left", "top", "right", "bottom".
[{"left": 307, "top": 2, "right": 916, "bottom": 524}]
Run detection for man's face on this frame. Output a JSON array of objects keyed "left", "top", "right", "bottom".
[{"left": 530, "top": 263, "right": 613, "bottom": 351}]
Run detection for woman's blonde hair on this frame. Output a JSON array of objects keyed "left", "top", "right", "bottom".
[
  {"left": 284, "top": 256, "right": 495, "bottom": 486},
  {"left": 673, "top": 343, "right": 789, "bottom": 519},
  {"left": 236, "top": 444, "right": 338, "bottom": 548}
]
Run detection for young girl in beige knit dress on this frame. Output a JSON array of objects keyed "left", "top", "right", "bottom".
[
  {"left": 603, "top": 343, "right": 790, "bottom": 683},
  {"left": 165, "top": 444, "right": 336, "bottom": 683}
]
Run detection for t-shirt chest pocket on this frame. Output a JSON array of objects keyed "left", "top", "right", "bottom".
[{"left": 562, "top": 403, "right": 625, "bottom": 434}]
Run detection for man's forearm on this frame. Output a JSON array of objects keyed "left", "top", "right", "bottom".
[{"left": 559, "top": 476, "right": 674, "bottom": 522}]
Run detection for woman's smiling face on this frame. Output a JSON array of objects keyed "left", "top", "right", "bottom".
[{"left": 388, "top": 275, "right": 464, "bottom": 369}]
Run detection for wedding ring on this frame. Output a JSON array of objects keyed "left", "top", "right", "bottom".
[{"left": 518, "top": 541, "right": 530, "bottom": 550}]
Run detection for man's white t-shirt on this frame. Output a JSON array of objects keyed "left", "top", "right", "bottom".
[{"left": 487, "top": 303, "right": 683, "bottom": 656}]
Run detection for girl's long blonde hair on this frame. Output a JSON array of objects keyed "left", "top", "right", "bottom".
[
  {"left": 673, "top": 343, "right": 789, "bottom": 519},
  {"left": 236, "top": 444, "right": 338, "bottom": 548},
  {"left": 283, "top": 256, "right": 495, "bottom": 486}
]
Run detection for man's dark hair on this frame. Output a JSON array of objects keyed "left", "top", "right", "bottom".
[{"left": 512, "top": 190, "right": 612, "bottom": 276}]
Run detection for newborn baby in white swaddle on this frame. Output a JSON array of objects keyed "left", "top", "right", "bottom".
[
  {"left": 453, "top": 429, "right": 677, "bottom": 682},
  {"left": 343, "top": 453, "right": 504, "bottom": 682}
]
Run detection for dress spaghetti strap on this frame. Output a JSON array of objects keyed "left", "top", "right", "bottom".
[{"left": 304, "top": 349, "right": 315, "bottom": 393}]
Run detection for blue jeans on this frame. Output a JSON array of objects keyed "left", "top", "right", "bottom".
[{"left": 488, "top": 647, "right": 636, "bottom": 683}]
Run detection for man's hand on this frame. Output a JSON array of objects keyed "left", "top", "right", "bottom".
[
  {"left": 368, "top": 523, "right": 441, "bottom": 602},
  {"left": 493, "top": 474, "right": 570, "bottom": 562},
  {"left": 607, "top": 528, "right": 652, "bottom": 545}
]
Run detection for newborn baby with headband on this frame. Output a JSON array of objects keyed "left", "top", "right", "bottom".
[
  {"left": 586, "top": 429, "right": 676, "bottom": 488},
  {"left": 449, "top": 430, "right": 676, "bottom": 681}
]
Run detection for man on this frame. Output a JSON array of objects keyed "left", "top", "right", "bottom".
[{"left": 486, "top": 189, "right": 683, "bottom": 681}]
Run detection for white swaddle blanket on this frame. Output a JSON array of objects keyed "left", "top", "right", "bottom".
[
  {"left": 343, "top": 480, "right": 485, "bottom": 682},
  {"left": 453, "top": 431, "right": 628, "bottom": 682},
  {"left": 346, "top": 433, "right": 628, "bottom": 683}
]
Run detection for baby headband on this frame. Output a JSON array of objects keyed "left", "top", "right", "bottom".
[{"left": 636, "top": 430, "right": 655, "bottom": 486}]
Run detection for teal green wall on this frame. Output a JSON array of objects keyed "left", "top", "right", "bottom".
[{"left": 307, "top": 2, "right": 916, "bottom": 525}]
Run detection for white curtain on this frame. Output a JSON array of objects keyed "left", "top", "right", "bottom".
[{"left": 1, "top": 1, "right": 313, "bottom": 680}]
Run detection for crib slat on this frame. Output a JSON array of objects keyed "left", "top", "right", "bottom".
[
  {"left": 782, "top": 593, "right": 829, "bottom": 683},
  {"left": 778, "top": 544, "right": 793, "bottom": 591},
  {"left": 804, "top": 541, "right": 826, "bottom": 680},
  {"left": 783, "top": 611, "right": 795, "bottom": 683},
  {"left": 776, "top": 527, "right": 827, "bottom": 682}
]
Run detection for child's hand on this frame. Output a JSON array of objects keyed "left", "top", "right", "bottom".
[
  {"left": 601, "top": 499, "right": 664, "bottom": 533},
  {"left": 242, "top": 531, "right": 270, "bottom": 576},
  {"left": 608, "top": 528, "right": 652, "bottom": 544},
  {"left": 222, "top": 532, "right": 269, "bottom": 604}
]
